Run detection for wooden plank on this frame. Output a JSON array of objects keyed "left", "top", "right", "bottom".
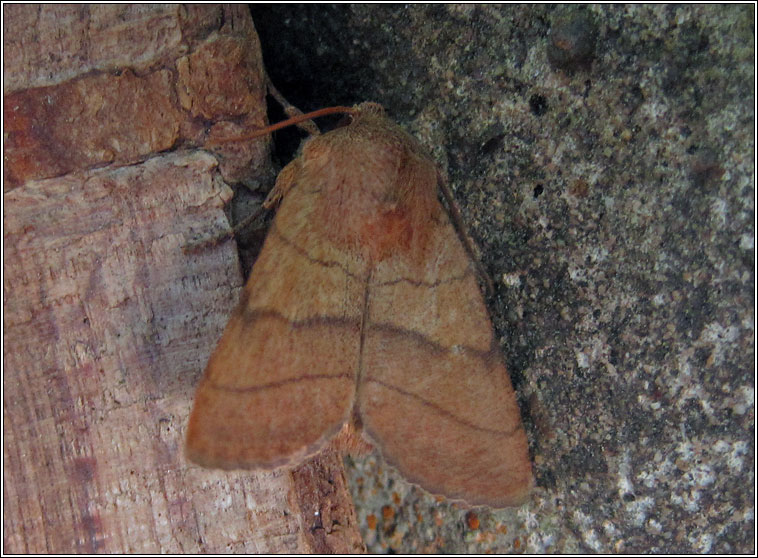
[{"left": 3, "top": 4, "right": 364, "bottom": 553}]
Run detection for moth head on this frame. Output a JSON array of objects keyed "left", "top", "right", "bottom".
[
  {"left": 353, "top": 102, "right": 385, "bottom": 117},
  {"left": 331, "top": 102, "right": 385, "bottom": 130}
]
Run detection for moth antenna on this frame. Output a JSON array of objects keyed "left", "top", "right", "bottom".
[
  {"left": 206, "top": 106, "right": 356, "bottom": 146},
  {"left": 265, "top": 78, "right": 321, "bottom": 137},
  {"left": 200, "top": 80, "right": 356, "bottom": 251},
  {"left": 437, "top": 169, "right": 495, "bottom": 297}
]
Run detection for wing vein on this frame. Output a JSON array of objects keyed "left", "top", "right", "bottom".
[
  {"left": 372, "top": 268, "right": 473, "bottom": 289},
  {"left": 208, "top": 372, "right": 353, "bottom": 393},
  {"left": 365, "top": 378, "right": 521, "bottom": 438},
  {"left": 272, "top": 222, "right": 363, "bottom": 279}
]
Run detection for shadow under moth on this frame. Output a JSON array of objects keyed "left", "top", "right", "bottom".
[{"left": 185, "top": 101, "right": 533, "bottom": 508}]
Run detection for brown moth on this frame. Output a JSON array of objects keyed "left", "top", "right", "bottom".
[{"left": 185, "top": 102, "right": 533, "bottom": 507}]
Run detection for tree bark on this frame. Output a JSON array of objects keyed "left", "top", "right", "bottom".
[{"left": 3, "top": 4, "right": 364, "bottom": 553}]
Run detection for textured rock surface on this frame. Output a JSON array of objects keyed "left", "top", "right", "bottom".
[{"left": 251, "top": 4, "right": 754, "bottom": 553}]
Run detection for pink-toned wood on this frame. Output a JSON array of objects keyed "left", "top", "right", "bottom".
[{"left": 3, "top": 4, "right": 362, "bottom": 553}]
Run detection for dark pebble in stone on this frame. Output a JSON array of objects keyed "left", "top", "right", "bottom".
[{"left": 547, "top": 10, "right": 599, "bottom": 72}]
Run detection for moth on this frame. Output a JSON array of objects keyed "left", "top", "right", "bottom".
[{"left": 186, "top": 102, "right": 533, "bottom": 507}]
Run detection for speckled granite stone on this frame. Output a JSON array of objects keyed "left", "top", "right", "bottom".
[{"left": 251, "top": 4, "right": 754, "bottom": 553}]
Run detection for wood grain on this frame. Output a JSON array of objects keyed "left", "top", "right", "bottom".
[{"left": 3, "top": 4, "right": 363, "bottom": 553}]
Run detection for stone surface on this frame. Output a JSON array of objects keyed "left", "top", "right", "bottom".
[{"left": 251, "top": 4, "right": 754, "bottom": 553}]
